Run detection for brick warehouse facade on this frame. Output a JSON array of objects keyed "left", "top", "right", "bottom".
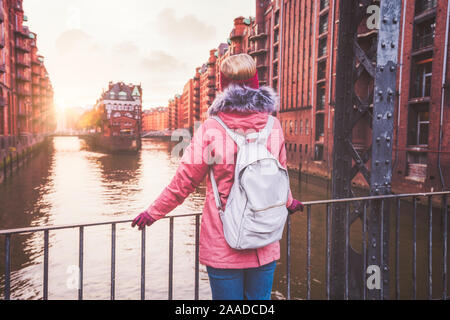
[
  {"left": 146, "top": 0, "right": 450, "bottom": 193},
  {"left": 0, "top": 0, "right": 55, "bottom": 144}
]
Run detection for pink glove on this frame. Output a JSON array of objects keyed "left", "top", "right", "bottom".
[
  {"left": 131, "top": 210, "right": 156, "bottom": 230},
  {"left": 288, "top": 199, "right": 304, "bottom": 215}
]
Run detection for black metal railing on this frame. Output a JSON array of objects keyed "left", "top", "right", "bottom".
[{"left": 1, "top": 191, "right": 449, "bottom": 300}]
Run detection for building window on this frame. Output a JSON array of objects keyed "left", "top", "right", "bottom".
[
  {"left": 320, "top": 0, "right": 330, "bottom": 11},
  {"left": 274, "top": 10, "right": 280, "bottom": 26},
  {"left": 415, "top": 0, "right": 437, "bottom": 16},
  {"left": 410, "top": 53, "right": 433, "bottom": 99},
  {"left": 305, "top": 119, "right": 309, "bottom": 135},
  {"left": 294, "top": 120, "right": 298, "bottom": 135},
  {"left": 273, "top": 61, "right": 278, "bottom": 77},
  {"left": 314, "top": 145, "right": 324, "bottom": 161},
  {"left": 407, "top": 104, "right": 429, "bottom": 146},
  {"left": 319, "top": 13, "right": 329, "bottom": 35},
  {"left": 273, "top": 79, "right": 278, "bottom": 91},
  {"left": 299, "top": 144, "right": 302, "bottom": 153},
  {"left": 274, "top": 29, "right": 279, "bottom": 44},
  {"left": 315, "top": 114, "right": 325, "bottom": 141},
  {"left": 317, "top": 84, "right": 326, "bottom": 110},
  {"left": 305, "top": 144, "right": 308, "bottom": 154},
  {"left": 413, "top": 18, "right": 436, "bottom": 51},
  {"left": 318, "top": 37, "right": 327, "bottom": 58},
  {"left": 289, "top": 120, "right": 293, "bottom": 134},
  {"left": 406, "top": 152, "right": 428, "bottom": 182},
  {"left": 294, "top": 144, "right": 297, "bottom": 152},
  {"left": 299, "top": 120, "right": 303, "bottom": 135},
  {"left": 317, "top": 60, "right": 327, "bottom": 81}
]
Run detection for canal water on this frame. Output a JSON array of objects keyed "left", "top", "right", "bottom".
[{"left": 0, "top": 137, "right": 448, "bottom": 300}]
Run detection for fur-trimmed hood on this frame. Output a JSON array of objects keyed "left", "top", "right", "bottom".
[{"left": 207, "top": 84, "right": 279, "bottom": 116}]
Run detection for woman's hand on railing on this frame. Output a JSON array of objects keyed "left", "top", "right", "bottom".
[
  {"left": 288, "top": 199, "right": 304, "bottom": 215},
  {"left": 131, "top": 210, "right": 156, "bottom": 230}
]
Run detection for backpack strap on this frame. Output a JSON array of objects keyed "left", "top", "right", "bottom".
[
  {"left": 210, "top": 168, "right": 223, "bottom": 213},
  {"left": 211, "top": 116, "right": 246, "bottom": 147},
  {"left": 209, "top": 115, "right": 275, "bottom": 214},
  {"left": 245, "top": 115, "right": 275, "bottom": 145}
]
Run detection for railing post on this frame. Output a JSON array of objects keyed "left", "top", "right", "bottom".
[
  {"left": 4, "top": 234, "right": 11, "bottom": 300},
  {"left": 195, "top": 215, "right": 200, "bottom": 300},
  {"left": 78, "top": 226, "right": 84, "bottom": 300},
  {"left": 140, "top": 227, "right": 146, "bottom": 300},
  {"left": 111, "top": 223, "right": 116, "bottom": 300},
  {"left": 286, "top": 215, "right": 291, "bottom": 300},
  {"left": 43, "top": 230, "right": 49, "bottom": 300}
]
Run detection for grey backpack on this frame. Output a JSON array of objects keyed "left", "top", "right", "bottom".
[{"left": 210, "top": 115, "right": 290, "bottom": 250}]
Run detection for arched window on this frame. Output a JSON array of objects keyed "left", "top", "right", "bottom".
[{"left": 119, "top": 91, "right": 127, "bottom": 100}]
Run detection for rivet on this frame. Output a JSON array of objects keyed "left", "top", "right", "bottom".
[
  {"left": 376, "top": 137, "right": 381, "bottom": 142},
  {"left": 390, "top": 66, "right": 396, "bottom": 72},
  {"left": 381, "top": 42, "right": 386, "bottom": 48},
  {"left": 385, "top": 160, "right": 390, "bottom": 165},
  {"left": 378, "top": 90, "right": 383, "bottom": 96},
  {"left": 377, "top": 114, "right": 382, "bottom": 119},
  {"left": 387, "top": 112, "right": 392, "bottom": 118},
  {"left": 393, "top": 17, "right": 398, "bottom": 24},
  {"left": 391, "top": 42, "right": 396, "bottom": 49},
  {"left": 386, "top": 137, "right": 391, "bottom": 142},
  {"left": 372, "top": 256, "right": 376, "bottom": 260}
]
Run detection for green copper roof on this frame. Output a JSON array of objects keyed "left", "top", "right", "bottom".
[
  {"left": 243, "top": 18, "right": 251, "bottom": 25},
  {"left": 214, "top": 51, "right": 219, "bottom": 58},
  {"left": 23, "top": 15, "right": 28, "bottom": 22},
  {"left": 29, "top": 33, "right": 35, "bottom": 39},
  {"left": 227, "top": 38, "right": 231, "bottom": 45}
]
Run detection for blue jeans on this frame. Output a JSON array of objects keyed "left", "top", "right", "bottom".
[{"left": 206, "top": 261, "right": 276, "bottom": 300}]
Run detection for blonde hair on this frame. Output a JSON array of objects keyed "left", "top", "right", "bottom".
[{"left": 220, "top": 54, "right": 257, "bottom": 81}]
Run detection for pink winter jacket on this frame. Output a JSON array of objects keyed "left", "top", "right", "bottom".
[{"left": 146, "top": 85, "right": 293, "bottom": 269}]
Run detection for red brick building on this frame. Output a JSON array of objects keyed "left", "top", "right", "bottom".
[
  {"left": 0, "top": 0, "right": 55, "bottom": 147},
  {"left": 180, "top": 78, "right": 194, "bottom": 130},
  {"left": 142, "top": 107, "right": 169, "bottom": 132},
  {"left": 96, "top": 82, "right": 142, "bottom": 137},
  {"left": 162, "top": 0, "right": 450, "bottom": 193}
]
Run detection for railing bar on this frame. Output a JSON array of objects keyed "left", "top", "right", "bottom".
[
  {"left": 345, "top": 201, "right": 349, "bottom": 300},
  {"left": 1, "top": 191, "right": 450, "bottom": 236},
  {"left": 326, "top": 204, "right": 331, "bottom": 300},
  {"left": 413, "top": 196, "right": 417, "bottom": 300},
  {"left": 4, "top": 234, "right": 11, "bottom": 300},
  {"left": 78, "top": 226, "right": 84, "bottom": 301},
  {"left": 195, "top": 215, "right": 200, "bottom": 300},
  {"left": 443, "top": 194, "right": 448, "bottom": 300},
  {"left": 0, "top": 214, "right": 203, "bottom": 236},
  {"left": 396, "top": 198, "right": 401, "bottom": 300},
  {"left": 140, "top": 227, "right": 146, "bottom": 300},
  {"left": 169, "top": 217, "right": 174, "bottom": 300},
  {"left": 380, "top": 199, "right": 385, "bottom": 300},
  {"left": 111, "top": 223, "right": 116, "bottom": 301},
  {"left": 363, "top": 201, "right": 367, "bottom": 301},
  {"left": 286, "top": 215, "right": 291, "bottom": 300},
  {"left": 43, "top": 230, "right": 49, "bottom": 300},
  {"left": 307, "top": 205, "right": 311, "bottom": 300},
  {"left": 428, "top": 195, "right": 433, "bottom": 300}
]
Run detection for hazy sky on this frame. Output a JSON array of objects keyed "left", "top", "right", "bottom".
[{"left": 23, "top": 0, "right": 254, "bottom": 110}]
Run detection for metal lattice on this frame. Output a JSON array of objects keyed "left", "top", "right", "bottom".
[{"left": 331, "top": 0, "right": 401, "bottom": 299}]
